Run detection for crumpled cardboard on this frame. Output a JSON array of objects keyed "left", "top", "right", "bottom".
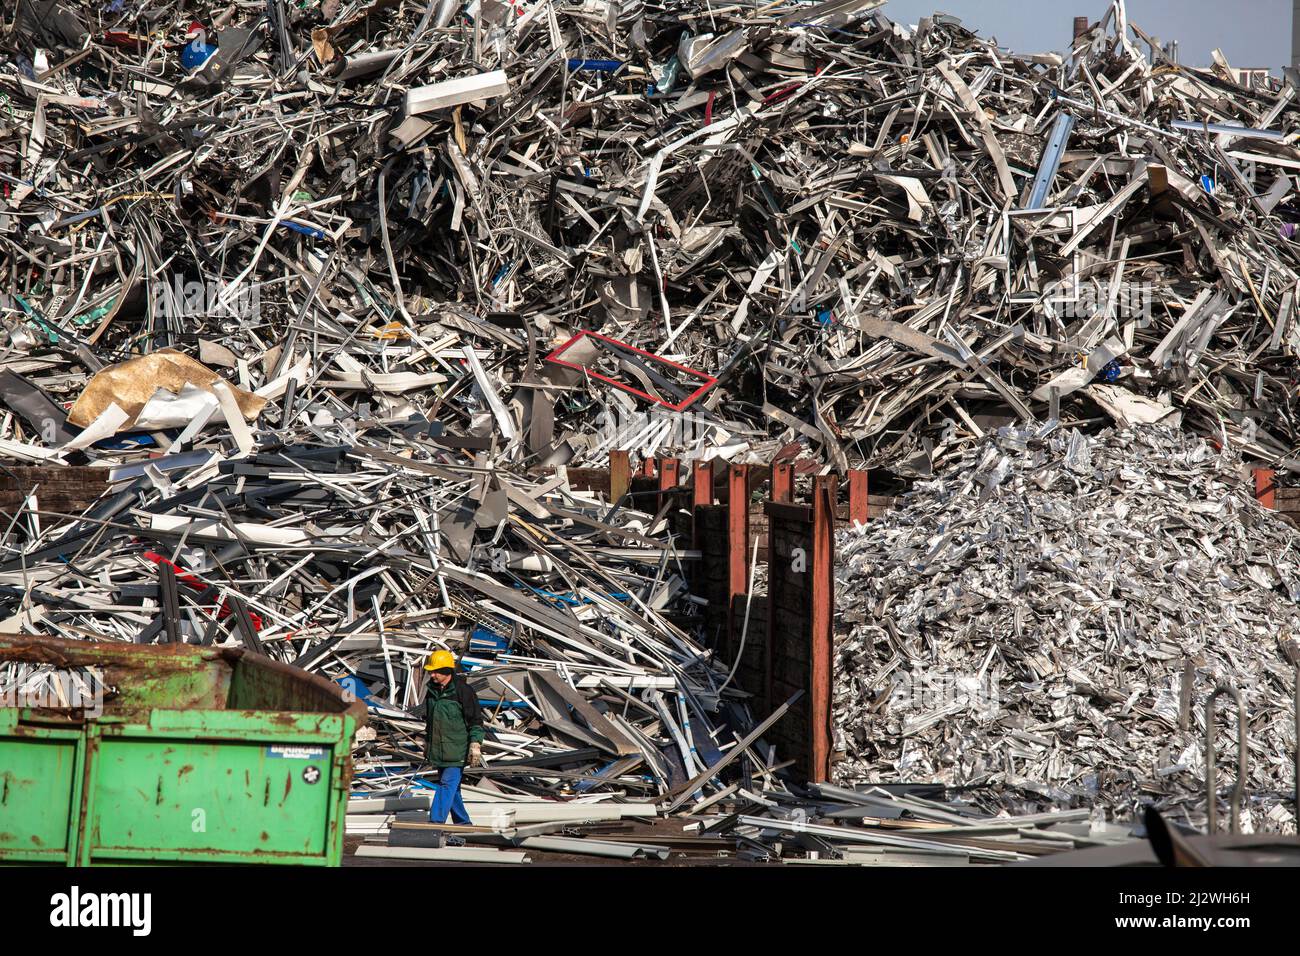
[{"left": 67, "top": 349, "right": 266, "bottom": 431}]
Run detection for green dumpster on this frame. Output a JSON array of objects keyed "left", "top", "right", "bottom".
[{"left": 0, "top": 635, "right": 365, "bottom": 866}]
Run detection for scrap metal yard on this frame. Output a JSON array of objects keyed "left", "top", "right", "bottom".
[{"left": 1, "top": 0, "right": 1300, "bottom": 878}]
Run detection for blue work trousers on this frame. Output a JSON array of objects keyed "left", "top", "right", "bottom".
[{"left": 429, "top": 765, "right": 472, "bottom": 825}]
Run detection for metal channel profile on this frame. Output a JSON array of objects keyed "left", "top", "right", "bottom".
[
  {"left": 1025, "top": 112, "right": 1075, "bottom": 209},
  {"left": 1205, "top": 684, "right": 1247, "bottom": 835}
]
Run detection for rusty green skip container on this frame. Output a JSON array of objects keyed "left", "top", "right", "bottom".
[{"left": 0, "top": 636, "right": 365, "bottom": 865}]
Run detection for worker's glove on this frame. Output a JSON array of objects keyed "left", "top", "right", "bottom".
[{"left": 468, "top": 743, "right": 482, "bottom": 767}]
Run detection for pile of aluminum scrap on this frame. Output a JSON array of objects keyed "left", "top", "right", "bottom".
[
  {"left": 833, "top": 422, "right": 1300, "bottom": 832},
  {"left": 6, "top": 1, "right": 1300, "bottom": 475},
  {"left": 684, "top": 781, "right": 1137, "bottom": 864},
  {"left": 6, "top": 0, "right": 1300, "bottom": 859},
  {"left": 0, "top": 440, "right": 777, "bottom": 807},
  {"left": 342, "top": 776, "right": 1135, "bottom": 864},
  {"left": 346, "top": 787, "right": 704, "bottom": 862}
]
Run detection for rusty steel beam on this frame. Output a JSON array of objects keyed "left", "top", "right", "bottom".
[
  {"left": 1254, "top": 467, "right": 1276, "bottom": 509},
  {"left": 609, "top": 450, "right": 630, "bottom": 502},
  {"left": 727, "top": 464, "right": 750, "bottom": 656},
  {"left": 640, "top": 457, "right": 656, "bottom": 478},
  {"left": 809, "top": 475, "right": 836, "bottom": 784},
  {"left": 848, "top": 469, "right": 869, "bottom": 525},
  {"left": 771, "top": 462, "right": 793, "bottom": 503},
  {"left": 762, "top": 472, "right": 796, "bottom": 717},
  {"left": 658, "top": 457, "right": 680, "bottom": 511},
  {"left": 688, "top": 460, "right": 712, "bottom": 596},
  {"left": 692, "top": 460, "right": 713, "bottom": 508}
]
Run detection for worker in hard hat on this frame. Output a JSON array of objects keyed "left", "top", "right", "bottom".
[{"left": 422, "top": 649, "right": 484, "bottom": 825}]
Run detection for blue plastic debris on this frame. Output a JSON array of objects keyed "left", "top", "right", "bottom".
[
  {"left": 335, "top": 674, "right": 383, "bottom": 710},
  {"left": 1100, "top": 359, "right": 1122, "bottom": 382},
  {"left": 94, "top": 431, "right": 158, "bottom": 450},
  {"left": 478, "top": 698, "right": 530, "bottom": 710},
  {"left": 469, "top": 627, "right": 509, "bottom": 654},
  {"left": 280, "top": 220, "right": 326, "bottom": 239},
  {"left": 817, "top": 308, "right": 835, "bottom": 327},
  {"left": 180, "top": 25, "right": 218, "bottom": 72},
  {"left": 1200, "top": 174, "right": 1216, "bottom": 195},
  {"left": 575, "top": 760, "right": 621, "bottom": 793},
  {"left": 567, "top": 58, "right": 622, "bottom": 72}
]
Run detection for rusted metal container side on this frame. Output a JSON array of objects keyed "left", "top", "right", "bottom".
[{"left": 0, "top": 635, "right": 366, "bottom": 866}]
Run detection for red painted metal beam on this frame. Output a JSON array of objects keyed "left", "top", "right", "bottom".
[
  {"left": 543, "top": 330, "right": 719, "bottom": 411},
  {"left": 762, "top": 469, "right": 793, "bottom": 717},
  {"left": 809, "top": 476, "right": 836, "bottom": 784},
  {"left": 771, "top": 462, "right": 793, "bottom": 503},
  {"left": 690, "top": 461, "right": 712, "bottom": 592},
  {"left": 609, "top": 450, "right": 630, "bottom": 502},
  {"left": 658, "top": 457, "right": 680, "bottom": 511},
  {"left": 640, "top": 457, "right": 656, "bottom": 478},
  {"left": 692, "top": 460, "right": 713, "bottom": 508},
  {"left": 848, "top": 469, "right": 869, "bottom": 525},
  {"left": 1254, "top": 467, "right": 1276, "bottom": 509},
  {"left": 727, "top": 464, "right": 750, "bottom": 656}
]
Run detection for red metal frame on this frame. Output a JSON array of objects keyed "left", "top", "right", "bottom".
[
  {"left": 771, "top": 463, "right": 793, "bottom": 503},
  {"left": 727, "top": 464, "right": 750, "bottom": 656},
  {"left": 1253, "top": 467, "right": 1276, "bottom": 509},
  {"left": 692, "top": 461, "right": 713, "bottom": 508},
  {"left": 809, "top": 477, "right": 835, "bottom": 783},
  {"left": 658, "top": 457, "right": 680, "bottom": 510},
  {"left": 689, "top": 460, "right": 713, "bottom": 596},
  {"left": 849, "top": 469, "right": 869, "bottom": 525},
  {"left": 543, "top": 331, "right": 718, "bottom": 411}
]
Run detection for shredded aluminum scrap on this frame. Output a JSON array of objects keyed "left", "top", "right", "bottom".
[{"left": 834, "top": 423, "right": 1300, "bottom": 833}]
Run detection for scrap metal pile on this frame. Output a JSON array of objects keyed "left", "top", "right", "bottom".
[
  {"left": 5, "top": 0, "right": 1300, "bottom": 472},
  {"left": 833, "top": 422, "right": 1300, "bottom": 833},
  {"left": 341, "top": 778, "right": 1137, "bottom": 863},
  {"left": 4, "top": 0, "right": 1300, "bottom": 856},
  {"left": 0, "top": 441, "right": 765, "bottom": 807}
]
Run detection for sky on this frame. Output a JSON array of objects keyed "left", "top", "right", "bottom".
[{"left": 880, "top": 0, "right": 1291, "bottom": 69}]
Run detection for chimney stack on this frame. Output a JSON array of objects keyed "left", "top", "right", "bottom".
[{"left": 1073, "top": 16, "right": 1090, "bottom": 41}]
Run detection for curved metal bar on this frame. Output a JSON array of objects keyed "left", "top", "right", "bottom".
[{"left": 1205, "top": 683, "right": 1247, "bottom": 835}]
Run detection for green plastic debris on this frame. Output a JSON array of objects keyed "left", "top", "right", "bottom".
[{"left": 74, "top": 298, "right": 115, "bottom": 327}]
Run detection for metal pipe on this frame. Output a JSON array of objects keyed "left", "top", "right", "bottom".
[
  {"left": 432, "top": 0, "right": 461, "bottom": 29},
  {"left": 1170, "top": 119, "right": 1287, "bottom": 142},
  {"left": 326, "top": 49, "right": 401, "bottom": 81},
  {"left": 1179, "top": 657, "right": 1193, "bottom": 732},
  {"left": 1205, "top": 683, "right": 1247, "bottom": 835}
]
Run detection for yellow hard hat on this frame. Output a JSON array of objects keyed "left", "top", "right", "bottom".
[{"left": 424, "top": 649, "right": 456, "bottom": 672}]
